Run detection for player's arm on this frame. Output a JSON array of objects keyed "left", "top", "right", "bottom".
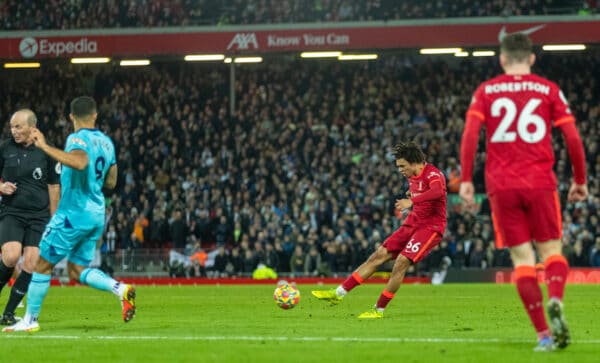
[
  {"left": 41, "top": 147, "right": 88, "bottom": 171},
  {"left": 46, "top": 156, "right": 61, "bottom": 216},
  {"left": 396, "top": 178, "right": 445, "bottom": 210},
  {"left": 558, "top": 121, "right": 588, "bottom": 202},
  {"left": 103, "top": 164, "right": 118, "bottom": 190},
  {"left": 31, "top": 129, "right": 89, "bottom": 170},
  {"left": 459, "top": 109, "right": 484, "bottom": 207},
  {"left": 47, "top": 184, "right": 60, "bottom": 216},
  {"left": 0, "top": 143, "right": 13, "bottom": 196},
  {"left": 411, "top": 179, "right": 445, "bottom": 204}
]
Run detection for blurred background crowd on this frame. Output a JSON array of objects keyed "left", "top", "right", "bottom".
[
  {"left": 1, "top": 50, "right": 598, "bottom": 277},
  {"left": 0, "top": 0, "right": 596, "bottom": 29},
  {"left": 0, "top": 0, "right": 598, "bottom": 278}
]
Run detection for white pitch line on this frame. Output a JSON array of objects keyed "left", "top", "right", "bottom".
[{"left": 2, "top": 335, "right": 600, "bottom": 344}]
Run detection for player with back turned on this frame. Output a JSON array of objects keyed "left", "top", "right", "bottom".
[
  {"left": 3, "top": 96, "right": 136, "bottom": 333},
  {"left": 460, "top": 33, "right": 588, "bottom": 351},
  {"left": 0, "top": 109, "right": 60, "bottom": 326}
]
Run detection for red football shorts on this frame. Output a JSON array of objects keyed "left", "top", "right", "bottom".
[
  {"left": 382, "top": 225, "right": 442, "bottom": 263},
  {"left": 488, "top": 189, "right": 562, "bottom": 248}
]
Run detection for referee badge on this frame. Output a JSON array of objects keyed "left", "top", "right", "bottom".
[{"left": 33, "top": 167, "right": 42, "bottom": 180}]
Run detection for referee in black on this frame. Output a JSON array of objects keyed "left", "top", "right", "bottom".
[{"left": 0, "top": 109, "right": 60, "bottom": 325}]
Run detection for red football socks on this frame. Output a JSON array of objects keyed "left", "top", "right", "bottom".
[
  {"left": 375, "top": 289, "right": 395, "bottom": 309},
  {"left": 514, "top": 265, "right": 550, "bottom": 337},
  {"left": 544, "top": 255, "right": 569, "bottom": 301},
  {"left": 341, "top": 272, "right": 364, "bottom": 292}
]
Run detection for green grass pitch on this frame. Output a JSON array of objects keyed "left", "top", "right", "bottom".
[{"left": 1, "top": 283, "right": 599, "bottom": 362}]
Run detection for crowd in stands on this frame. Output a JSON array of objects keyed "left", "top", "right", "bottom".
[
  {"left": 0, "top": 0, "right": 594, "bottom": 30},
  {"left": 0, "top": 51, "right": 599, "bottom": 277}
]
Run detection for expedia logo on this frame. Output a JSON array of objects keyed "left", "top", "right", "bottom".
[
  {"left": 19, "top": 37, "right": 38, "bottom": 58},
  {"left": 227, "top": 33, "right": 259, "bottom": 50},
  {"left": 19, "top": 37, "right": 98, "bottom": 58}
]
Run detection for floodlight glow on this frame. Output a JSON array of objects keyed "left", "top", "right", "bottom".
[
  {"left": 542, "top": 44, "right": 586, "bottom": 51},
  {"left": 338, "top": 54, "right": 378, "bottom": 60},
  {"left": 472, "top": 51, "right": 495, "bottom": 57},
  {"left": 4, "top": 62, "right": 41, "bottom": 68},
  {"left": 233, "top": 57, "right": 263, "bottom": 63},
  {"left": 120, "top": 59, "right": 150, "bottom": 66},
  {"left": 71, "top": 57, "right": 110, "bottom": 64},
  {"left": 184, "top": 54, "right": 226, "bottom": 61},
  {"left": 419, "top": 48, "right": 462, "bottom": 54},
  {"left": 301, "top": 51, "right": 342, "bottom": 58}
]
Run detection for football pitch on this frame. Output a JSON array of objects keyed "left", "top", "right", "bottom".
[{"left": 1, "top": 283, "right": 599, "bottom": 362}]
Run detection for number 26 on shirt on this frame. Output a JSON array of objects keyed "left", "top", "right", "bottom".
[{"left": 490, "top": 98, "right": 546, "bottom": 144}]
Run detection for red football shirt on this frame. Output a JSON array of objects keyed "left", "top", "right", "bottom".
[
  {"left": 405, "top": 163, "right": 447, "bottom": 233},
  {"left": 465, "top": 74, "right": 574, "bottom": 194}
]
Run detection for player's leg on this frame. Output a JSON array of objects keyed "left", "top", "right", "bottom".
[
  {"left": 490, "top": 191, "right": 553, "bottom": 351},
  {"left": 1, "top": 246, "right": 39, "bottom": 325},
  {"left": 2, "top": 256, "right": 54, "bottom": 332},
  {"left": 359, "top": 229, "right": 441, "bottom": 318},
  {"left": 69, "top": 261, "right": 136, "bottom": 322},
  {"left": 2, "top": 218, "right": 45, "bottom": 323},
  {"left": 312, "top": 246, "right": 393, "bottom": 304},
  {"left": 4, "top": 219, "right": 67, "bottom": 332},
  {"left": 510, "top": 243, "right": 554, "bottom": 351},
  {"left": 357, "top": 255, "right": 411, "bottom": 319},
  {"left": 3, "top": 217, "right": 74, "bottom": 332},
  {"left": 312, "top": 226, "right": 412, "bottom": 304},
  {"left": 0, "top": 215, "right": 26, "bottom": 296},
  {"left": 536, "top": 240, "right": 570, "bottom": 349},
  {"left": 530, "top": 190, "right": 570, "bottom": 349},
  {"left": 0, "top": 242, "right": 23, "bottom": 325},
  {"left": 69, "top": 226, "right": 136, "bottom": 322},
  {"left": 0, "top": 242, "right": 21, "bottom": 295}
]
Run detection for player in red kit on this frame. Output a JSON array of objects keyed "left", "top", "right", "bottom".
[
  {"left": 312, "top": 142, "right": 446, "bottom": 318},
  {"left": 460, "top": 33, "right": 588, "bottom": 352}
]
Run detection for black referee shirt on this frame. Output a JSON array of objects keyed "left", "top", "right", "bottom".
[{"left": 0, "top": 138, "right": 60, "bottom": 216}]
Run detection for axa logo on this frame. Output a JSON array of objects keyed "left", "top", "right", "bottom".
[
  {"left": 227, "top": 33, "right": 259, "bottom": 50},
  {"left": 19, "top": 36, "right": 98, "bottom": 58},
  {"left": 497, "top": 24, "right": 545, "bottom": 42}
]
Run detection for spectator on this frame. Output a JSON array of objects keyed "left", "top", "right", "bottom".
[
  {"left": 335, "top": 243, "right": 354, "bottom": 273},
  {"left": 304, "top": 246, "right": 323, "bottom": 276},
  {"left": 242, "top": 249, "right": 256, "bottom": 275},
  {"left": 131, "top": 213, "right": 149, "bottom": 248},
  {"left": 212, "top": 246, "right": 229, "bottom": 277},
  {"left": 190, "top": 245, "right": 208, "bottom": 277},
  {"left": 227, "top": 247, "right": 244, "bottom": 276},
  {"left": 451, "top": 242, "right": 467, "bottom": 269},
  {"left": 169, "top": 209, "right": 188, "bottom": 249},
  {"left": 468, "top": 239, "right": 487, "bottom": 269},
  {"left": 289, "top": 246, "right": 305, "bottom": 276},
  {"left": 264, "top": 243, "right": 280, "bottom": 271},
  {"left": 252, "top": 263, "right": 278, "bottom": 279},
  {"left": 590, "top": 237, "right": 600, "bottom": 267}
]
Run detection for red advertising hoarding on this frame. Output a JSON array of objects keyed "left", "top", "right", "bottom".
[
  {"left": 0, "top": 20, "right": 599, "bottom": 59},
  {"left": 495, "top": 268, "right": 600, "bottom": 284}
]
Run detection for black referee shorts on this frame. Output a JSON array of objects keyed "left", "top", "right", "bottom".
[{"left": 0, "top": 213, "right": 49, "bottom": 247}]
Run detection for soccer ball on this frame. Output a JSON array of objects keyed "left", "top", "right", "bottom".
[{"left": 273, "top": 282, "right": 300, "bottom": 310}]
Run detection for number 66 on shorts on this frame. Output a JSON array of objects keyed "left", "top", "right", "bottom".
[{"left": 382, "top": 225, "right": 442, "bottom": 263}]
